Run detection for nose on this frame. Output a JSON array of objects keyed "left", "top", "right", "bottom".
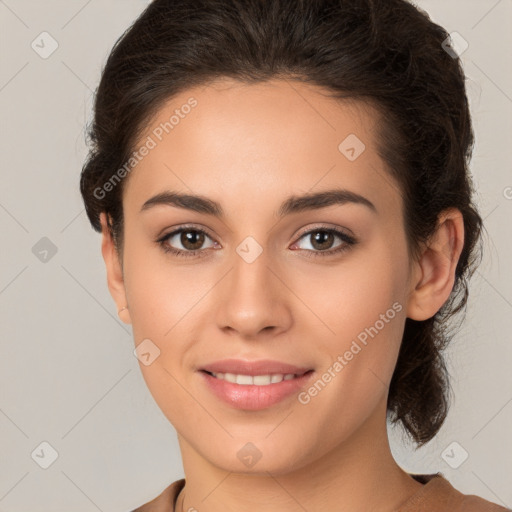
[{"left": 214, "top": 249, "right": 293, "bottom": 340}]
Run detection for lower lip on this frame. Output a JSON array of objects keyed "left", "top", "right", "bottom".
[{"left": 199, "top": 370, "right": 314, "bottom": 410}]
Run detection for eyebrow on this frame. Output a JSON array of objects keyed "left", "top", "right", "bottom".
[{"left": 140, "top": 188, "right": 377, "bottom": 217}]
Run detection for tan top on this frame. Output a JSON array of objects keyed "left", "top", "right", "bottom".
[{"left": 131, "top": 472, "right": 510, "bottom": 511}]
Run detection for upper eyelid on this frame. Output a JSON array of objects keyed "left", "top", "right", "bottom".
[
  {"left": 294, "top": 223, "right": 354, "bottom": 239},
  {"left": 160, "top": 224, "right": 215, "bottom": 242}
]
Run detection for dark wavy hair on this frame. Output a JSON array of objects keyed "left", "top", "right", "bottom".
[{"left": 80, "top": 0, "right": 484, "bottom": 446}]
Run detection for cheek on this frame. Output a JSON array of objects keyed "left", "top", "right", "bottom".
[
  {"left": 122, "top": 238, "right": 205, "bottom": 342},
  {"left": 296, "top": 278, "right": 406, "bottom": 444},
  {"left": 308, "top": 239, "right": 408, "bottom": 384},
  {"left": 302, "top": 242, "right": 404, "bottom": 334}
]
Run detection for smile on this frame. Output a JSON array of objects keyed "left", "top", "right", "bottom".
[{"left": 200, "top": 369, "right": 315, "bottom": 410}]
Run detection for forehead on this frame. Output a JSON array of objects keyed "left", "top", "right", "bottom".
[{"left": 124, "top": 78, "right": 400, "bottom": 218}]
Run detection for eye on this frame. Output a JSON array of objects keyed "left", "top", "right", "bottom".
[
  {"left": 290, "top": 226, "right": 357, "bottom": 258},
  {"left": 156, "top": 224, "right": 357, "bottom": 259},
  {"left": 157, "top": 226, "right": 218, "bottom": 258}
]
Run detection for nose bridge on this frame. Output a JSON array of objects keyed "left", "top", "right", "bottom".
[{"left": 214, "top": 238, "right": 292, "bottom": 337}]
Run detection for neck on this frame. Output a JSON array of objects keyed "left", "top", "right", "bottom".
[{"left": 176, "top": 398, "right": 423, "bottom": 512}]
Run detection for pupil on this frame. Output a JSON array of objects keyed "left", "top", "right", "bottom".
[
  {"left": 182, "top": 231, "right": 204, "bottom": 250},
  {"left": 312, "top": 231, "right": 333, "bottom": 250}
]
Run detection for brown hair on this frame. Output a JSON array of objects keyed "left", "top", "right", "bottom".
[{"left": 80, "top": 0, "right": 484, "bottom": 446}]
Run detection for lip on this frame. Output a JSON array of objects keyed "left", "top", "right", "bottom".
[
  {"left": 198, "top": 359, "right": 315, "bottom": 411},
  {"left": 200, "top": 358, "right": 312, "bottom": 376}
]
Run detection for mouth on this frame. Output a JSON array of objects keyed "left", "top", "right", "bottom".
[{"left": 198, "top": 368, "right": 315, "bottom": 410}]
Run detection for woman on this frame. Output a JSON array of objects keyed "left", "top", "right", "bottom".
[{"left": 80, "top": 0, "right": 509, "bottom": 510}]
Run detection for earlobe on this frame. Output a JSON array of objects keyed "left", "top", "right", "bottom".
[
  {"left": 405, "top": 208, "right": 465, "bottom": 321},
  {"left": 99, "top": 212, "right": 132, "bottom": 325}
]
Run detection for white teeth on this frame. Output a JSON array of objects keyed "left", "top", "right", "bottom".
[
  {"left": 210, "top": 372, "right": 298, "bottom": 385},
  {"left": 236, "top": 374, "right": 253, "bottom": 385},
  {"left": 253, "top": 375, "right": 272, "bottom": 385}
]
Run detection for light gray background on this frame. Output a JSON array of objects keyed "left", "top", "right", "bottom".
[{"left": 0, "top": 1, "right": 511, "bottom": 511}]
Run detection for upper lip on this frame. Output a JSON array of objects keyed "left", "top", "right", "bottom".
[{"left": 200, "top": 359, "right": 313, "bottom": 376}]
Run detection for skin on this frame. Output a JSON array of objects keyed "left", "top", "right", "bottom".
[{"left": 100, "top": 78, "right": 464, "bottom": 511}]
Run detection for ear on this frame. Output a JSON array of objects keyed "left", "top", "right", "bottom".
[
  {"left": 406, "top": 208, "right": 465, "bottom": 321},
  {"left": 99, "top": 212, "right": 132, "bottom": 324}
]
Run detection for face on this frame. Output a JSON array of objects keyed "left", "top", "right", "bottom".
[{"left": 103, "top": 78, "right": 421, "bottom": 474}]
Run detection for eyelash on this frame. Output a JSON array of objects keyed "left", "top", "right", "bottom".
[{"left": 156, "top": 224, "right": 357, "bottom": 259}]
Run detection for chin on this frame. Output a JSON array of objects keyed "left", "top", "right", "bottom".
[{"left": 202, "top": 434, "right": 317, "bottom": 476}]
